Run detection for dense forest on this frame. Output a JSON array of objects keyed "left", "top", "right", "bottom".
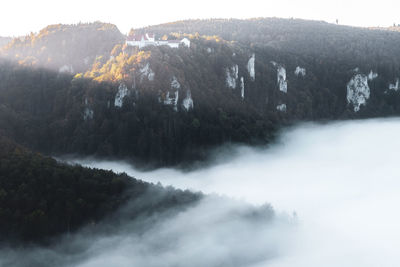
[
  {"left": 144, "top": 18, "right": 400, "bottom": 65},
  {"left": 0, "top": 136, "right": 201, "bottom": 243},
  {"left": 1, "top": 19, "right": 400, "bottom": 166},
  {"left": 3, "top": 17, "right": 400, "bottom": 252},
  {"left": 1, "top": 22, "right": 124, "bottom": 73}
]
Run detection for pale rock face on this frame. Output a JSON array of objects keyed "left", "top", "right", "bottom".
[
  {"left": 182, "top": 90, "right": 194, "bottom": 111},
  {"left": 276, "top": 104, "right": 287, "bottom": 112},
  {"left": 271, "top": 62, "right": 288, "bottom": 93},
  {"left": 83, "top": 107, "right": 94, "bottom": 121},
  {"left": 347, "top": 74, "right": 370, "bottom": 112},
  {"left": 59, "top": 65, "right": 74, "bottom": 73},
  {"left": 277, "top": 66, "right": 288, "bottom": 93},
  {"left": 114, "top": 83, "right": 129, "bottom": 108},
  {"left": 171, "top": 76, "right": 181, "bottom": 89},
  {"left": 247, "top": 53, "right": 255, "bottom": 81},
  {"left": 164, "top": 90, "right": 179, "bottom": 111},
  {"left": 294, "top": 66, "right": 306, "bottom": 77},
  {"left": 226, "top": 64, "right": 239, "bottom": 89},
  {"left": 368, "top": 70, "right": 378, "bottom": 81},
  {"left": 173, "top": 91, "right": 179, "bottom": 111},
  {"left": 389, "top": 79, "right": 399, "bottom": 91},
  {"left": 163, "top": 92, "right": 173, "bottom": 105},
  {"left": 140, "top": 63, "right": 155, "bottom": 81},
  {"left": 240, "top": 77, "right": 245, "bottom": 99}
]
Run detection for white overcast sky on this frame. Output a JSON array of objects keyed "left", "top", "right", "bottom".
[{"left": 0, "top": 0, "right": 398, "bottom": 36}]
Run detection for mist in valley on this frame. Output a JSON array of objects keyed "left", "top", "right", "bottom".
[
  {"left": 70, "top": 118, "right": 400, "bottom": 266},
  {"left": 0, "top": 192, "right": 294, "bottom": 267},
  {"left": 2, "top": 118, "right": 400, "bottom": 266},
  {"left": 3, "top": 3, "right": 400, "bottom": 267}
]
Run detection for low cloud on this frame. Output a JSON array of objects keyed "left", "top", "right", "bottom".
[
  {"left": 71, "top": 118, "right": 400, "bottom": 266},
  {"left": 0, "top": 193, "right": 294, "bottom": 267}
]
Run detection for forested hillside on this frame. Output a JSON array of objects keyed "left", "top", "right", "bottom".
[
  {"left": 144, "top": 18, "right": 400, "bottom": 65},
  {"left": 2, "top": 19, "right": 400, "bottom": 165},
  {"left": 0, "top": 136, "right": 201, "bottom": 243},
  {"left": 0, "top": 22, "right": 124, "bottom": 73},
  {"left": 0, "top": 55, "right": 273, "bottom": 166}
]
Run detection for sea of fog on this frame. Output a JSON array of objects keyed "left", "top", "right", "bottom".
[
  {"left": 3, "top": 118, "right": 400, "bottom": 267},
  {"left": 71, "top": 118, "right": 400, "bottom": 267}
]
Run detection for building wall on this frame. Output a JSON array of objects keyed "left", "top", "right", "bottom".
[
  {"left": 126, "top": 38, "right": 190, "bottom": 49},
  {"left": 167, "top": 43, "right": 180, "bottom": 48},
  {"left": 181, "top": 38, "right": 191, "bottom": 48}
]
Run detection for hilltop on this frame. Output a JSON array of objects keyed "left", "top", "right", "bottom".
[{"left": 0, "top": 22, "right": 124, "bottom": 73}]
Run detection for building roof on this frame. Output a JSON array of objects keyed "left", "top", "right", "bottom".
[
  {"left": 146, "top": 33, "right": 155, "bottom": 39},
  {"left": 127, "top": 33, "right": 155, "bottom": 42}
]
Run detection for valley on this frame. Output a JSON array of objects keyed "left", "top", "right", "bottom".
[{"left": 1, "top": 16, "right": 400, "bottom": 267}]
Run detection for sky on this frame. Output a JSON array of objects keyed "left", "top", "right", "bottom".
[{"left": 1, "top": 0, "right": 399, "bottom": 37}]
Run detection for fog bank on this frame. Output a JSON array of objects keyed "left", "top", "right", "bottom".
[
  {"left": 73, "top": 118, "right": 400, "bottom": 266},
  {"left": 0, "top": 195, "right": 293, "bottom": 267}
]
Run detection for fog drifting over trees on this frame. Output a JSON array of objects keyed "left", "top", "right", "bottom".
[{"left": 73, "top": 118, "right": 400, "bottom": 266}]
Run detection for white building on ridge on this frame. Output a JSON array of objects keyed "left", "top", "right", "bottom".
[{"left": 126, "top": 33, "right": 190, "bottom": 49}]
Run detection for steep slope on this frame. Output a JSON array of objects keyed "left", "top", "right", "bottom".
[
  {"left": 0, "top": 22, "right": 124, "bottom": 73},
  {"left": 2, "top": 19, "right": 400, "bottom": 165},
  {"left": 0, "top": 136, "right": 201, "bottom": 243},
  {"left": 144, "top": 18, "right": 400, "bottom": 65},
  {"left": 0, "top": 55, "right": 273, "bottom": 166},
  {"left": 140, "top": 19, "right": 400, "bottom": 117}
]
